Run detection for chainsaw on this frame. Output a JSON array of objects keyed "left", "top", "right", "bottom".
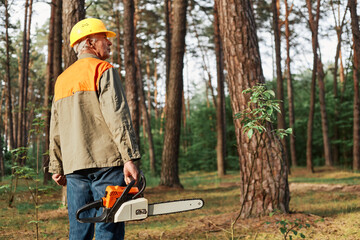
[{"left": 76, "top": 174, "right": 204, "bottom": 223}]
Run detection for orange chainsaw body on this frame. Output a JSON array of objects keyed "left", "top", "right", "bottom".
[{"left": 102, "top": 185, "right": 139, "bottom": 209}]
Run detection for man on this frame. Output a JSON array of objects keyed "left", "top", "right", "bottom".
[{"left": 48, "top": 18, "right": 140, "bottom": 240}]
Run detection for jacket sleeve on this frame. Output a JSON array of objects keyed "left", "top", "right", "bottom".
[
  {"left": 48, "top": 103, "right": 64, "bottom": 174},
  {"left": 97, "top": 67, "right": 141, "bottom": 164}
]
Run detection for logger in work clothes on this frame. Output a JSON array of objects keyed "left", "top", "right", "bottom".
[{"left": 48, "top": 18, "right": 141, "bottom": 240}]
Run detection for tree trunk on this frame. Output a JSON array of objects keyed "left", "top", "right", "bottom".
[
  {"left": 305, "top": 0, "right": 321, "bottom": 173},
  {"left": 43, "top": 0, "right": 56, "bottom": 184},
  {"left": 307, "top": 0, "right": 333, "bottom": 167},
  {"left": 4, "top": 0, "right": 15, "bottom": 150},
  {"left": 114, "top": 0, "right": 123, "bottom": 83},
  {"left": 62, "top": 0, "right": 85, "bottom": 69},
  {"left": 134, "top": 0, "right": 156, "bottom": 175},
  {"left": 124, "top": 0, "right": 140, "bottom": 146},
  {"left": 18, "top": 0, "right": 29, "bottom": 152},
  {"left": 154, "top": 59, "right": 159, "bottom": 120},
  {"left": 53, "top": 0, "right": 63, "bottom": 80},
  {"left": 216, "top": 0, "right": 289, "bottom": 217},
  {"left": 214, "top": 2, "right": 226, "bottom": 177},
  {"left": 146, "top": 56, "right": 152, "bottom": 117},
  {"left": 160, "top": 0, "right": 188, "bottom": 188},
  {"left": 22, "top": 0, "right": 33, "bottom": 155},
  {"left": 317, "top": 60, "right": 333, "bottom": 166},
  {"left": 61, "top": 0, "right": 84, "bottom": 206},
  {"left": 284, "top": 0, "right": 297, "bottom": 167},
  {"left": 330, "top": 2, "right": 348, "bottom": 166},
  {"left": 348, "top": 0, "right": 360, "bottom": 170},
  {"left": 272, "top": 0, "right": 288, "bottom": 170},
  {"left": 164, "top": 0, "right": 172, "bottom": 93}
]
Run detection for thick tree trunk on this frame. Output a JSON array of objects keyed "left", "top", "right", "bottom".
[
  {"left": 284, "top": 0, "right": 297, "bottom": 167},
  {"left": 124, "top": 0, "right": 140, "bottom": 144},
  {"left": 272, "top": 0, "right": 288, "bottom": 170},
  {"left": 160, "top": 0, "right": 188, "bottom": 188},
  {"left": 216, "top": 0, "right": 289, "bottom": 217},
  {"left": 214, "top": 2, "right": 226, "bottom": 177},
  {"left": 348, "top": 0, "right": 360, "bottom": 170},
  {"left": 62, "top": 0, "right": 85, "bottom": 69}
]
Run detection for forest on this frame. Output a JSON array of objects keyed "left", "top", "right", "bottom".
[{"left": 0, "top": 0, "right": 360, "bottom": 239}]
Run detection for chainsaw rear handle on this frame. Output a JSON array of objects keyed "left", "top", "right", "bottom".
[{"left": 76, "top": 173, "right": 146, "bottom": 223}]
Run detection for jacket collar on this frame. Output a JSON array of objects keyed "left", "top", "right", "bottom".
[{"left": 78, "top": 53, "right": 100, "bottom": 60}]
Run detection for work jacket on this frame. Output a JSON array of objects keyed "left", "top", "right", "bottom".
[{"left": 48, "top": 53, "right": 140, "bottom": 175}]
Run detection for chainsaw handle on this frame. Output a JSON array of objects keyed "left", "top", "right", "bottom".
[
  {"left": 76, "top": 199, "right": 107, "bottom": 223},
  {"left": 133, "top": 173, "right": 146, "bottom": 199}
]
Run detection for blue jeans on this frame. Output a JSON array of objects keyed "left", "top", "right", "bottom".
[{"left": 66, "top": 166, "right": 126, "bottom": 240}]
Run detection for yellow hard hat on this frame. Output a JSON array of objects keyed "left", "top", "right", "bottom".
[{"left": 70, "top": 18, "right": 116, "bottom": 47}]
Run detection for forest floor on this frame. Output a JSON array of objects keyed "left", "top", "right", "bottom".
[{"left": 1, "top": 167, "right": 360, "bottom": 239}]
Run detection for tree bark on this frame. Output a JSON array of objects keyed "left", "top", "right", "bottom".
[
  {"left": 43, "top": 0, "right": 56, "bottom": 184},
  {"left": 4, "top": 0, "right": 15, "bottom": 151},
  {"left": 214, "top": 2, "right": 226, "bottom": 177},
  {"left": 317, "top": 60, "right": 333, "bottom": 166},
  {"left": 124, "top": 0, "right": 140, "bottom": 145},
  {"left": 160, "top": 0, "right": 188, "bottom": 188},
  {"left": 18, "top": 0, "right": 30, "bottom": 152},
  {"left": 284, "top": 0, "right": 297, "bottom": 167},
  {"left": 330, "top": 1, "right": 348, "bottom": 165},
  {"left": 307, "top": 0, "right": 333, "bottom": 167},
  {"left": 272, "top": 0, "right": 288, "bottom": 170},
  {"left": 164, "top": 0, "right": 172, "bottom": 93},
  {"left": 114, "top": 0, "right": 123, "bottom": 83},
  {"left": 134, "top": 0, "right": 156, "bottom": 175},
  {"left": 348, "top": 0, "right": 360, "bottom": 170},
  {"left": 216, "top": 0, "right": 289, "bottom": 217},
  {"left": 22, "top": 0, "right": 33, "bottom": 154},
  {"left": 53, "top": 0, "right": 63, "bottom": 80},
  {"left": 62, "top": 0, "right": 85, "bottom": 69},
  {"left": 305, "top": 0, "right": 321, "bottom": 173}
]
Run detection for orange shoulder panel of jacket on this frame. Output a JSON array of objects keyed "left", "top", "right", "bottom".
[{"left": 54, "top": 58, "right": 113, "bottom": 102}]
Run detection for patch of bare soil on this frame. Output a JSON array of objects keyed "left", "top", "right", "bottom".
[
  {"left": 289, "top": 182, "right": 360, "bottom": 193},
  {"left": 38, "top": 207, "right": 68, "bottom": 221}
]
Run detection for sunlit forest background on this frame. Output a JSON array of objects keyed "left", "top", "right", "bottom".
[{"left": 0, "top": 0, "right": 357, "bottom": 178}]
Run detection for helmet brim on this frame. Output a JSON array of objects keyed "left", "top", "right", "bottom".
[{"left": 70, "top": 30, "right": 116, "bottom": 47}]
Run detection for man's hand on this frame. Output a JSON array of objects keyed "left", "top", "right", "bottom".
[
  {"left": 52, "top": 173, "right": 67, "bottom": 186},
  {"left": 123, "top": 160, "right": 139, "bottom": 185}
]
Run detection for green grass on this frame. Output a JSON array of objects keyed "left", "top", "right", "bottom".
[
  {"left": 2, "top": 167, "right": 360, "bottom": 239},
  {"left": 289, "top": 176, "right": 360, "bottom": 185}
]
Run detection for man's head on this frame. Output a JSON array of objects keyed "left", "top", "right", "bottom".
[{"left": 70, "top": 18, "right": 116, "bottom": 60}]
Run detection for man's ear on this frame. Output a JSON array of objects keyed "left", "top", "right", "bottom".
[{"left": 86, "top": 38, "right": 94, "bottom": 48}]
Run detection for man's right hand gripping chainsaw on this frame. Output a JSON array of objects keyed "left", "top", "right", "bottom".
[{"left": 76, "top": 174, "right": 204, "bottom": 223}]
